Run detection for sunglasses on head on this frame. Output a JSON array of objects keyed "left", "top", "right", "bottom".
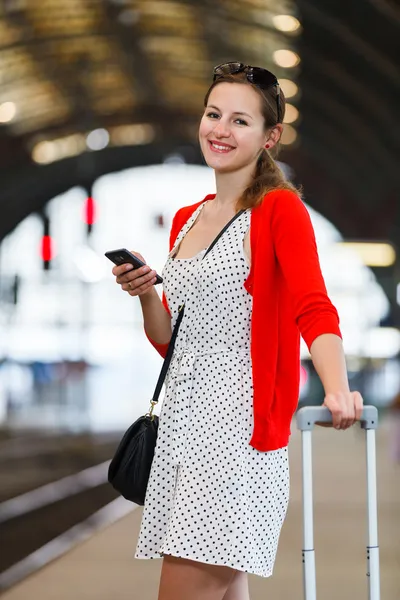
[{"left": 212, "top": 62, "right": 282, "bottom": 124}]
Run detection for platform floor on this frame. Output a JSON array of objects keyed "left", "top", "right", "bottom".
[{"left": 2, "top": 420, "right": 399, "bottom": 600}]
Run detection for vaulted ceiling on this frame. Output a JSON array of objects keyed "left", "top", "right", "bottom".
[{"left": 0, "top": 0, "right": 399, "bottom": 249}]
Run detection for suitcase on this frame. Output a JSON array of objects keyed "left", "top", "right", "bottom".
[{"left": 296, "top": 405, "right": 380, "bottom": 600}]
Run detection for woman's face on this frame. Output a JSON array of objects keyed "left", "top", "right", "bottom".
[{"left": 199, "top": 82, "right": 269, "bottom": 174}]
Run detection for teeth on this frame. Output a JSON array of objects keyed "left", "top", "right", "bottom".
[{"left": 211, "top": 142, "right": 232, "bottom": 151}]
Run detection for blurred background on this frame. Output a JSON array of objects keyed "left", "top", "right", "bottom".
[{"left": 0, "top": 0, "right": 399, "bottom": 598}]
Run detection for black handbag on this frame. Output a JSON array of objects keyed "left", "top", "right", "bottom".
[{"left": 108, "top": 208, "right": 245, "bottom": 504}]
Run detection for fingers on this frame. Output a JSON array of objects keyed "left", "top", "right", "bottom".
[
  {"left": 126, "top": 275, "right": 157, "bottom": 296},
  {"left": 112, "top": 263, "right": 134, "bottom": 278},
  {"left": 323, "top": 391, "right": 364, "bottom": 430},
  {"left": 353, "top": 391, "right": 364, "bottom": 422},
  {"left": 112, "top": 264, "right": 155, "bottom": 284},
  {"left": 120, "top": 267, "right": 157, "bottom": 295},
  {"left": 324, "top": 393, "right": 342, "bottom": 429},
  {"left": 344, "top": 395, "right": 356, "bottom": 429},
  {"left": 111, "top": 251, "right": 146, "bottom": 278}
]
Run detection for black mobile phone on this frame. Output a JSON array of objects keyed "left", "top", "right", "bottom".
[{"left": 105, "top": 248, "right": 163, "bottom": 284}]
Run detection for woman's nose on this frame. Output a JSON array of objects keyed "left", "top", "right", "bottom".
[{"left": 213, "top": 120, "right": 231, "bottom": 137}]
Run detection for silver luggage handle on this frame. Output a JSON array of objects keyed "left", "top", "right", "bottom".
[
  {"left": 296, "top": 405, "right": 380, "bottom": 600},
  {"left": 296, "top": 405, "right": 378, "bottom": 431}
]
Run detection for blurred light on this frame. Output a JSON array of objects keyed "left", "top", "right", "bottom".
[
  {"left": 280, "top": 124, "right": 298, "bottom": 145},
  {"left": 279, "top": 79, "right": 298, "bottom": 98},
  {"left": 31, "top": 126, "right": 154, "bottom": 165},
  {"left": 86, "top": 128, "right": 110, "bottom": 151},
  {"left": 4, "top": 0, "right": 28, "bottom": 12},
  {"left": 273, "top": 49, "right": 300, "bottom": 68},
  {"left": 300, "top": 364, "right": 308, "bottom": 388},
  {"left": 32, "top": 141, "right": 58, "bottom": 164},
  {"left": 283, "top": 104, "right": 299, "bottom": 124},
  {"left": 397, "top": 283, "right": 400, "bottom": 306},
  {"left": 83, "top": 197, "right": 97, "bottom": 226},
  {"left": 118, "top": 8, "right": 140, "bottom": 25},
  {"left": 32, "top": 134, "right": 86, "bottom": 164},
  {"left": 364, "top": 327, "right": 400, "bottom": 359},
  {"left": 0, "top": 101, "right": 17, "bottom": 123},
  {"left": 110, "top": 123, "right": 155, "bottom": 146},
  {"left": 40, "top": 235, "right": 55, "bottom": 262},
  {"left": 337, "top": 242, "right": 396, "bottom": 267},
  {"left": 74, "top": 246, "right": 106, "bottom": 283},
  {"left": 163, "top": 153, "right": 186, "bottom": 164},
  {"left": 272, "top": 15, "right": 301, "bottom": 33}
]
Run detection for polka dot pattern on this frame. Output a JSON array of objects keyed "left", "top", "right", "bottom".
[{"left": 134, "top": 201, "right": 290, "bottom": 578}]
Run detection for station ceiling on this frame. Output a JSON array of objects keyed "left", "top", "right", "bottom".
[{"left": 0, "top": 0, "right": 399, "bottom": 249}]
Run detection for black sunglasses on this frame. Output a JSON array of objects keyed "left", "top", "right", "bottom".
[{"left": 213, "top": 62, "right": 282, "bottom": 123}]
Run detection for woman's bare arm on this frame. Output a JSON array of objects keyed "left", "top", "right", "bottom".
[{"left": 139, "top": 288, "right": 172, "bottom": 345}]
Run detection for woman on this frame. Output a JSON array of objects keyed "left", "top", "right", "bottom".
[{"left": 112, "top": 62, "right": 364, "bottom": 600}]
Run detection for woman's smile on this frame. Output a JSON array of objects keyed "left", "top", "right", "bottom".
[{"left": 208, "top": 140, "right": 236, "bottom": 153}]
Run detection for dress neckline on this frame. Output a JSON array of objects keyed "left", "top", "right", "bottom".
[
  {"left": 170, "top": 200, "right": 248, "bottom": 261},
  {"left": 170, "top": 202, "right": 209, "bottom": 261},
  {"left": 171, "top": 247, "right": 208, "bottom": 261}
]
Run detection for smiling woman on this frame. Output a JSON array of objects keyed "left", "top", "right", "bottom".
[
  {"left": 199, "top": 65, "right": 299, "bottom": 214},
  {"left": 110, "top": 61, "right": 364, "bottom": 600}
]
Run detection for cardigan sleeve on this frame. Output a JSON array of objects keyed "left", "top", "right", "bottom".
[
  {"left": 144, "top": 208, "right": 182, "bottom": 358},
  {"left": 271, "top": 190, "right": 342, "bottom": 350}
]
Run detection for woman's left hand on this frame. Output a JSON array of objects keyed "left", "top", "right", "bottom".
[{"left": 323, "top": 391, "right": 364, "bottom": 430}]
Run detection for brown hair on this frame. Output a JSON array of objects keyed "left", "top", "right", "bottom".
[{"left": 203, "top": 72, "right": 301, "bottom": 212}]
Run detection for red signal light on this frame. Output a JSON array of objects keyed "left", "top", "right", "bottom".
[
  {"left": 41, "top": 235, "right": 55, "bottom": 261},
  {"left": 84, "top": 196, "right": 96, "bottom": 225},
  {"left": 40, "top": 235, "right": 55, "bottom": 269}
]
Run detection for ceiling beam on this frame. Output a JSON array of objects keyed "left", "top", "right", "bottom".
[
  {"left": 298, "top": 111, "right": 378, "bottom": 197},
  {"left": 300, "top": 84, "right": 398, "bottom": 180},
  {"left": 101, "top": 2, "right": 163, "bottom": 105},
  {"left": 292, "top": 136, "right": 372, "bottom": 236},
  {"left": 298, "top": 0, "right": 400, "bottom": 87},
  {"left": 0, "top": 142, "right": 203, "bottom": 242},
  {"left": 299, "top": 47, "right": 399, "bottom": 142},
  {"left": 2, "top": 10, "right": 97, "bottom": 134},
  {"left": 368, "top": 0, "right": 400, "bottom": 23}
]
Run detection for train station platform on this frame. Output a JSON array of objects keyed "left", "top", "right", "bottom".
[{"left": 1, "top": 420, "right": 399, "bottom": 600}]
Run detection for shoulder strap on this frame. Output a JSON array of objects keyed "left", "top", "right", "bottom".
[
  {"left": 151, "top": 304, "right": 184, "bottom": 403},
  {"left": 203, "top": 209, "right": 245, "bottom": 259},
  {"left": 150, "top": 209, "right": 246, "bottom": 404}
]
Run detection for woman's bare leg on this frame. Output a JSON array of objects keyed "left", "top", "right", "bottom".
[
  {"left": 158, "top": 554, "right": 237, "bottom": 600},
  {"left": 222, "top": 571, "right": 250, "bottom": 600}
]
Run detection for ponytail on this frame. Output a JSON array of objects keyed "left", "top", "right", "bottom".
[{"left": 235, "top": 148, "right": 301, "bottom": 213}]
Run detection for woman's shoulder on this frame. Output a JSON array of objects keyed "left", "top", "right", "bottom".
[
  {"left": 168, "top": 194, "right": 214, "bottom": 244},
  {"left": 257, "top": 188, "right": 303, "bottom": 213},
  {"left": 172, "top": 194, "right": 214, "bottom": 227},
  {"left": 251, "top": 188, "right": 306, "bottom": 226}
]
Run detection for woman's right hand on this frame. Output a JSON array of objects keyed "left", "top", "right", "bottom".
[{"left": 112, "top": 251, "right": 158, "bottom": 297}]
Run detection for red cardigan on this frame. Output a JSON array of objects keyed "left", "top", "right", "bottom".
[{"left": 146, "top": 190, "right": 342, "bottom": 451}]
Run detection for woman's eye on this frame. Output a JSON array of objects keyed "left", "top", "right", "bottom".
[{"left": 205, "top": 113, "right": 247, "bottom": 126}]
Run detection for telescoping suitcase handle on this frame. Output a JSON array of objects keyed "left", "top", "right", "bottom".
[{"left": 296, "top": 406, "right": 380, "bottom": 600}]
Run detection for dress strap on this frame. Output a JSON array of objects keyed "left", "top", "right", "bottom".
[
  {"left": 150, "top": 208, "right": 246, "bottom": 409},
  {"left": 203, "top": 209, "right": 246, "bottom": 259}
]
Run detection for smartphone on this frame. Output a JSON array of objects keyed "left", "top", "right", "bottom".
[{"left": 105, "top": 248, "right": 163, "bottom": 285}]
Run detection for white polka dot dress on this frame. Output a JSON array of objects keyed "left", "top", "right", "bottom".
[{"left": 134, "top": 201, "right": 290, "bottom": 578}]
